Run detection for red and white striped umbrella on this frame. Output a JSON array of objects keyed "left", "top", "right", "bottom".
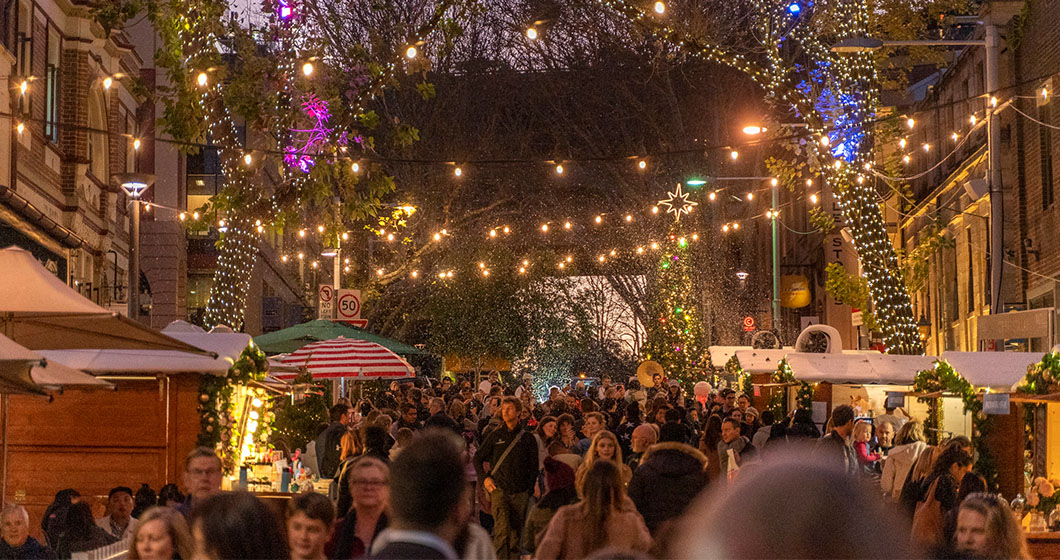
[{"left": 274, "top": 337, "right": 415, "bottom": 380}]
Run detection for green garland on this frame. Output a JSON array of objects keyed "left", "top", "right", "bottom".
[
  {"left": 1017, "top": 351, "right": 1060, "bottom": 487},
  {"left": 912, "top": 361, "right": 996, "bottom": 490},
  {"left": 197, "top": 343, "right": 269, "bottom": 472},
  {"left": 724, "top": 355, "right": 753, "bottom": 397},
  {"left": 770, "top": 359, "right": 814, "bottom": 418}
]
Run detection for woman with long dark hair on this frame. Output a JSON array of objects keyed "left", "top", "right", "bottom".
[
  {"left": 698, "top": 415, "right": 723, "bottom": 480},
  {"left": 534, "top": 461, "right": 652, "bottom": 559}
]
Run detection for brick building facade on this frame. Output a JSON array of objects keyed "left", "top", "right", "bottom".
[
  {"left": 0, "top": 0, "right": 143, "bottom": 310},
  {"left": 890, "top": 0, "right": 1059, "bottom": 353}
]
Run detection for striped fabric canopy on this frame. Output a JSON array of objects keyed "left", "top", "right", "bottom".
[{"left": 275, "top": 337, "right": 415, "bottom": 380}]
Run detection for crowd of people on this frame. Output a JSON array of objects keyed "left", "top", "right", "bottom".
[{"left": 0, "top": 370, "right": 1034, "bottom": 559}]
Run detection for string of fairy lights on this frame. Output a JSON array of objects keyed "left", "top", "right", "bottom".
[{"left": 21, "top": 0, "right": 1047, "bottom": 340}]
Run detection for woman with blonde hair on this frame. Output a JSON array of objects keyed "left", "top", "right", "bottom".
[
  {"left": 535, "top": 461, "right": 651, "bottom": 559},
  {"left": 881, "top": 420, "right": 928, "bottom": 501},
  {"left": 953, "top": 492, "right": 1031, "bottom": 559},
  {"left": 575, "top": 431, "right": 632, "bottom": 495},
  {"left": 127, "top": 506, "right": 194, "bottom": 560}
]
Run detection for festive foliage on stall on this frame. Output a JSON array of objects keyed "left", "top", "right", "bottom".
[
  {"left": 270, "top": 371, "right": 330, "bottom": 456},
  {"left": 643, "top": 223, "right": 707, "bottom": 388},
  {"left": 769, "top": 359, "right": 814, "bottom": 418},
  {"left": 913, "top": 361, "right": 996, "bottom": 489},
  {"left": 1016, "top": 352, "right": 1060, "bottom": 482},
  {"left": 196, "top": 344, "right": 269, "bottom": 472},
  {"left": 723, "top": 355, "right": 753, "bottom": 397}
]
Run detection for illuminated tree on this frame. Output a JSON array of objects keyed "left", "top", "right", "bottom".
[{"left": 601, "top": 0, "right": 940, "bottom": 353}]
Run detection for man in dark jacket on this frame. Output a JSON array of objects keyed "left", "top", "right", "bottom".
[
  {"left": 316, "top": 403, "right": 352, "bottom": 478},
  {"left": 473, "top": 396, "right": 539, "bottom": 559},
  {"left": 816, "top": 404, "right": 858, "bottom": 475},
  {"left": 627, "top": 442, "right": 709, "bottom": 535},
  {"left": 368, "top": 430, "right": 468, "bottom": 560},
  {"left": 423, "top": 397, "right": 460, "bottom": 434}
]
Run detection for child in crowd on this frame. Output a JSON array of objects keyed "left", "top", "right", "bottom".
[{"left": 853, "top": 420, "right": 881, "bottom": 475}]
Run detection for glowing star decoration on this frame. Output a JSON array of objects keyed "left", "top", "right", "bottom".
[
  {"left": 283, "top": 95, "right": 342, "bottom": 173},
  {"left": 657, "top": 183, "right": 698, "bottom": 222}
]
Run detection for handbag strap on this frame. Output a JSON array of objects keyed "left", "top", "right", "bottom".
[{"left": 490, "top": 429, "right": 525, "bottom": 478}]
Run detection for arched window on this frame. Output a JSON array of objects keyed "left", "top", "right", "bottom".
[{"left": 87, "top": 88, "right": 108, "bottom": 181}]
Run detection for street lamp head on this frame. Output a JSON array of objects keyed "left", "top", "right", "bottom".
[
  {"left": 114, "top": 173, "right": 155, "bottom": 199},
  {"left": 742, "top": 125, "right": 766, "bottom": 135},
  {"left": 830, "top": 37, "right": 884, "bottom": 53}
]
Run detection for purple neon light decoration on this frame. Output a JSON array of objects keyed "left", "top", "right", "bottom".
[
  {"left": 284, "top": 94, "right": 343, "bottom": 173},
  {"left": 278, "top": 0, "right": 293, "bottom": 19}
]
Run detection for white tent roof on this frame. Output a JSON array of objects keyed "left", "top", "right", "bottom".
[
  {"left": 734, "top": 349, "right": 789, "bottom": 373},
  {"left": 0, "top": 333, "right": 112, "bottom": 394},
  {"left": 785, "top": 352, "right": 933, "bottom": 385},
  {"left": 940, "top": 351, "right": 1043, "bottom": 390},
  {"left": 0, "top": 246, "right": 210, "bottom": 354},
  {"left": 40, "top": 322, "right": 252, "bottom": 376},
  {"left": 709, "top": 346, "right": 748, "bottom": 369}
]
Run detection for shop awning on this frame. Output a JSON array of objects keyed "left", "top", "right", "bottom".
[
  {"left": 940, "top": 351, "right": 1044, "bottom": 390},
  {"left": 0, "top": 333, "right": 112, "bottom": 395},
  {"left": 254, "top": 319, "right": 428, "bottom": 356}
]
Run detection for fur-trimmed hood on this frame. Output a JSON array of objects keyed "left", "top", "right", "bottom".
[{"left": 639, "top": 441, "right": 709, "bottom": 473}]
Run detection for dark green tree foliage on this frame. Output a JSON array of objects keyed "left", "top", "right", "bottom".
[{"left": 270, "top": 371, "right": 331, "bottom": 455}]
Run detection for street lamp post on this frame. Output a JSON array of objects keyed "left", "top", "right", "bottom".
[
  {"left": 831, "top": 27, "right": 1003, "bottom": 315},
  {"left": 114, "top": 173, "right": 155, "bottom": 321}
]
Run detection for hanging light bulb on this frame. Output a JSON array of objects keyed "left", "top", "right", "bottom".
[
  {"left": 746, "top": 192, "right": 754, "bottom": 201},
  {"left": 243, "top": 153, "right": 253, "bottom": 165},
  {"left": 555, "top": 164, "right": 564, "bottom": 174},
  {"left": 503, "top": 226, "right": 510, "bottom": 234},
  {"left": 595, "top": 216, "right": 602, "bottom": 224},
  {"left": 377, "top": 268, "right": 385, "bottom": 276},
  {"left": 526, "top": 26, "right": 538, "bottom": 40},
  {"left": 541, "top": 223, "right": 549, "bottom": 232},
  {"left": 732, "top": 222, "right": 740, "bottom": 230},
  {"left": 906, "top": 117, "right": 915, "bottom": 129},
  {"left": 566, "top": 256, "right": 573, "bottom": 263},
  {"left": 650, "top": 242, "right": 659, "bottom": 249},
  {"left": 651, "top": 206, "right": 659, "bottom": 214},
  {"left": 299, "top": 229, "right": 306, "bottom": 238},
  {"left": 523, "top": 259, "right": 530, "bottom": 266},
  {"left": 433, "top": 232, "right": 442, "bottom": 241},
  {"left": 952, "top": 132, "right": 959, "bottom": 141},
  {"left": 133, "top": 138, "right": 142, "bottom": 151},
  {"left": 489, "top": 229, "right": 497, "bottom": 238},
  {"left": 654, "top": 1, "right": 666, "bottom": 14},
  {"left": 730, "top": 150, "right": 739, "bottom": 160},
  {"left": 708, "top": 191, "right": 717, "bottom": 201},
  {"left": 625, "top": 214, "right": 633, "bottom": 222},
  {"left": 317, "top": 225, "right": 325, "bottom": 233},
  {"left": 970, "top": 114, "right": 977, "bottom": 125},
  {"left": 810, "top": 193, "right": 819, "bottom": 204},
  {"left": 806, "top": 178, "right": 813, "bottom": 187},
  {"left": 636, "top": 247, "right": 644, "bottom": 254},
  {"left": 638, "top": 160, "right": 647, "bottom": 170},
  {"left": 820, "top": 135, "right": 830, "bottom": 146},
  {"left": 193, "top": 211, "right": 200, "bottom": 220},
  {"left": 352, "top": 162, "right": 360, "bottom": 173},
  {"left": 722, "top": 224, "right": 730, "bottom": 233},
  {"left": 922, "top": 143, "right": 931, "bottom": 152},
  {"left": 518, "top": 266, "right": 526, "bottom": 274},
  {"left": 302, "top": 62, "right": 314, "bottom": 76},
  {"left": 898, "top": 138, "right": 907, "bottom": 148},
  {"left": 196, "top": 72, "right": 208, "bottom": 87},
  {"left": 102, "top": 77, "right": 113, "bottom": 90},
  {"left": 411, "top": 270, "right": 419, "bottom": 278},
  {"left": 406, "top": 45, "right": 417, "bottom": 59},
  {"left": 902, "top": 155, "right": 911, "bottom": 164},
  {"left": 564, "top": 221, "right": 572, "bottom": 229}
]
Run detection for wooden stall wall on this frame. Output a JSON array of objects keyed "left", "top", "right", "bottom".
[{"left": 1, "top": 374, "right": 202, "bottom": 539}]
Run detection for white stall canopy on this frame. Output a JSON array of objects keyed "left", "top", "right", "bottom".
[
  {"left": 940, "top": 351, "right": 1044, "bottom": 391},
  {"left": 41, "top": 322, "right": 252, "bottom": 376},
  {"left": 786, "top": 353, "right": 934, "bottom": 385},
  {"left": 734, "top": 349, "right": 789, "bottom": 374}
]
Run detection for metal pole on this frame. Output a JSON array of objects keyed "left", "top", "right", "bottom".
[
  {"left": 128, "top": 199, "right": 141, "bottom": 320},
  {"left": 333, "top": 237, "right": 341, "bottom": 291},
  {"left": 986, "top": 23, "right": 1002, "bottom": 316},
  {"left": 1, "top": 394, "right": 7, "bottom": 506},
  {"left": 771, "top": 184, "right": 781, "bottom": 334}
]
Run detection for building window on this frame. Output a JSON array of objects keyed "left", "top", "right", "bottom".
[
  {"left": 44, "top": 25, "right": 59, "bottom": 143},
  {"left": 87, "top": 89, "right": 108, "bottom": 181},
  {"left": 1041, "top": 103, "right": 1055, "bottom": 210},
  {"left": 15, "top": 0, "right": 30, "bottom": 78}
]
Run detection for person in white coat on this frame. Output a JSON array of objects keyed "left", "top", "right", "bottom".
[{"left": 880, "top": 421, "right": 928, "bottom": 501}]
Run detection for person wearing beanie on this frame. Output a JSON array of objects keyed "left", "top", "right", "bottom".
[{"left": 521, "top": 458, "right": 578, "bottom": 555}]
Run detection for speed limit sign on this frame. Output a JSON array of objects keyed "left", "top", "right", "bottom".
[{"left": 337, "top": 289, "right": 368, "bottom": 327}]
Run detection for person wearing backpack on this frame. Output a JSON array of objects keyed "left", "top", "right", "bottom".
[{"left": 473, "top": 396, "right": 539, "bottom": 559}]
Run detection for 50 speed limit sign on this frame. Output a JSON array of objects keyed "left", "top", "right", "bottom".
[{"left": 337, "top": 290, "right": 362, "bottom": 321}]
